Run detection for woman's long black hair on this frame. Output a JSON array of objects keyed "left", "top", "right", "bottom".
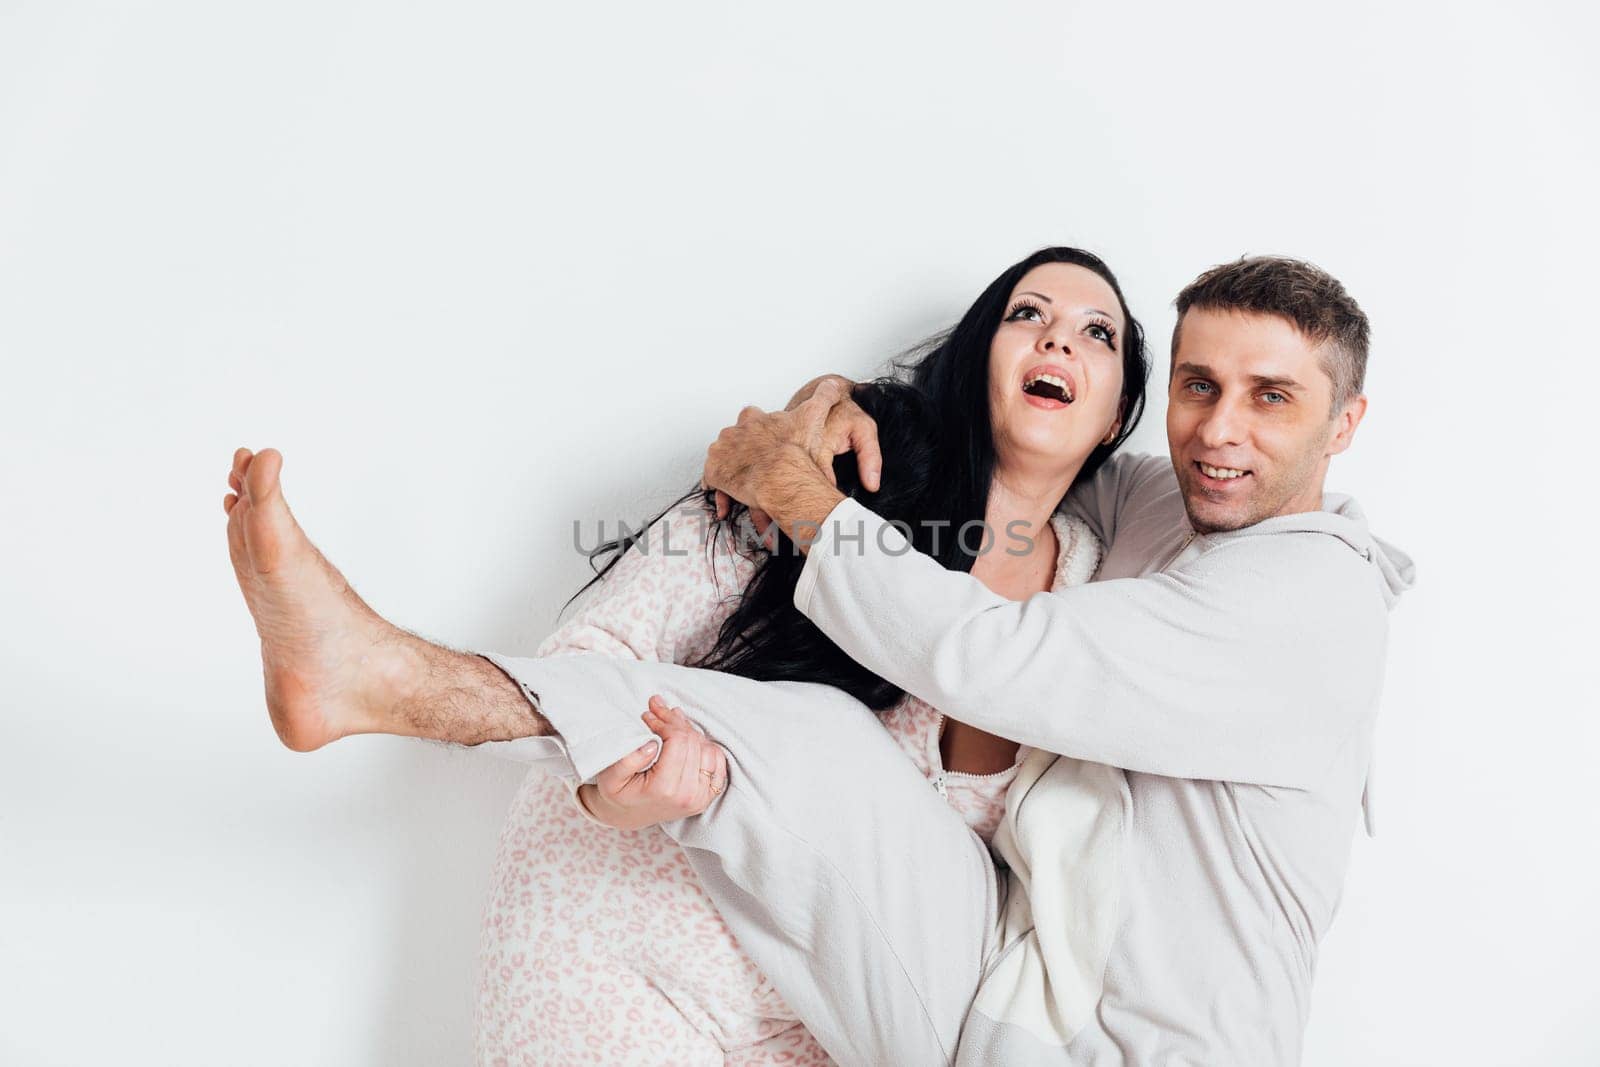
[{"left": 564, "top": 247, "right": 1149, "bottom": 710}]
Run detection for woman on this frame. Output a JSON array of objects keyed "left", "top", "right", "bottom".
[{"left": 474, "top": 246, "right": 1149, "bottom": 1064}]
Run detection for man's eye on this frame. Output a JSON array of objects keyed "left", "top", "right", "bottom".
[
  {"left": 1187, "top": 381, "right": 1213, "bottom": 395},
  {"left": 1262, "top": 391, "right": 1286, "bottom": 404}
]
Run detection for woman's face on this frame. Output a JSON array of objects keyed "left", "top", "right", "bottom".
[{"left": 988, "top": 262, "right": 1126, "bottom": 479}]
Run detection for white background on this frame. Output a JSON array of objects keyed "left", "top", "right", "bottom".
[{"left": 2, "top": 1, "right": 1596, "bottom": 1064}]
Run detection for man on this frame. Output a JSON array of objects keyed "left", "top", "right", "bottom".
[
  {"left": 696, "top": 256, "right": 1416, "bottom": 1064},
  {"left": 224, "top": 255, "right": 1411, "bottom": 1064}
]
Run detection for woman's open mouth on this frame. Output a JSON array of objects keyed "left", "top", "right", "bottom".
[{"left": 1021, "top": 364, "right": 1076, "bottom": 409}]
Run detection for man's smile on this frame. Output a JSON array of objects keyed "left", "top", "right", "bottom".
[{"left": 1193, "top": 460, "right": 1253, "bottom": 489}]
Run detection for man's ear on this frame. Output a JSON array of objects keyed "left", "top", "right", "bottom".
[{"left": 1326, "top": 394, "right": 1368, "bottom": 457}]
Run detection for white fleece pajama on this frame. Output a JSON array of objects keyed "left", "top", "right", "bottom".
[
  {"left": 472, "top": 501, "right": 1100, "bottom": 1065},
  {"left": 478, "top": 453, "right": 1413, "bottom": 1066}
]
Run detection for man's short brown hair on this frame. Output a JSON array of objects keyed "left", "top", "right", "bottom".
[{"left": 1173, "top": 256, "right": 1370, "bottom": 412}]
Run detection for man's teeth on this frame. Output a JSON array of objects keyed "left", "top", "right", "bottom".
[{"left": 1199, "top": 462, "right": 1248, "bottom": 480}]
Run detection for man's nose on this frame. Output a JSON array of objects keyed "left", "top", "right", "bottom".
[{"left": 1196, "top": 399, "right": 1247, "bottom": 448}]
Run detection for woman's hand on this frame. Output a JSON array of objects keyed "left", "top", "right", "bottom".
[
  {"left": 578, "top": 696, "right": 729, "bottom": 831},
  {"left": 708, "top": 373, "right": 882, "bottom": 525}
]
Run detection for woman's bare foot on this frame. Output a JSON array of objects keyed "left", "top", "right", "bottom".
[{"left": 223, "top": 447, "right": 412, "bottom": 751}]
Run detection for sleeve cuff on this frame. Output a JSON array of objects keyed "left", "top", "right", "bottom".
[
  {"left": 793, "top": 495, "right": 917, "bottom": 617},
  {"left": 793, "top": 495, "right": 883, "bottom": 616},
  {"left": 567, "top": 780, "right": 616, "bottom": 828},
  {"left": 475, "top": 651, "right": 664, "bottom": 784}
]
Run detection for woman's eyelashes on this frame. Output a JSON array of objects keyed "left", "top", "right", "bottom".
[
  {"left": 1004, "top": 301, "right": 1119, "bottom": 350},
  {"left": 1004, "top": 299, "right": 1045, "bottom": 323},
  {"left": 1086, "top": 318, "right": 1118, "bottom": 349}
]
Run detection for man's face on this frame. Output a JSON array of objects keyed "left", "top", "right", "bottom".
[{"left": 1166, "top": 308, "right": 1366, "bottom": 533}]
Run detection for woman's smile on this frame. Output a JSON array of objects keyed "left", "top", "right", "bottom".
[{"left": 1020, "top": 362, "right": 1078, "bottom": 409}]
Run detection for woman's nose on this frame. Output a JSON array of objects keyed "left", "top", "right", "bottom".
[{"left": 1040, "top": 335, "right": 1074, "bottom": 358}]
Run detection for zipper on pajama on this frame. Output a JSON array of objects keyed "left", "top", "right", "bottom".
[
  {"left": 930, "top": 712, "right": 1019, "bottom": 798},
  {"left": 1161, "top": 529, "right": 1200, "bottom": 572}
]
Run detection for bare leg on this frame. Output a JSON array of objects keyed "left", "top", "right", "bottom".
[{"left": 222, "top": 446, "right": 548, "bottom": 750}]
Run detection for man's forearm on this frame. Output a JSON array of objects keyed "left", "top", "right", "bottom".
[{"left": 759, "top": 446, "right": 847, "bottom": 555}]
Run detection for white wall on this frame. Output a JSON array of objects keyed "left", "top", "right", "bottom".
[{"left": 2, "top": 1, "right": 1595, "bottom": 1063}]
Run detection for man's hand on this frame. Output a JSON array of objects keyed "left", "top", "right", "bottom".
[
  {"left": 577, "top": 696, "right": 728, "bottom": 831},
  {"left": 704, "top": 375, "right": 881, "bottom": 539}
]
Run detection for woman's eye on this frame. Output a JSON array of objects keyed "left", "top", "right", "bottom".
[
  {"left": 1005, "top": 303, "right": 1044, "bottom": 323},
  {"left": 1087, "top": 323, "right": 1115, "bottom": 346}
]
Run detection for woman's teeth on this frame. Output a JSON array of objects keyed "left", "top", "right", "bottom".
[
  {"left": 1198, "top": 462, "right": 1249, "bottom": 480},
  {"left": 1022, "top": 372, "right": 1074, "bottom": 403}
]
